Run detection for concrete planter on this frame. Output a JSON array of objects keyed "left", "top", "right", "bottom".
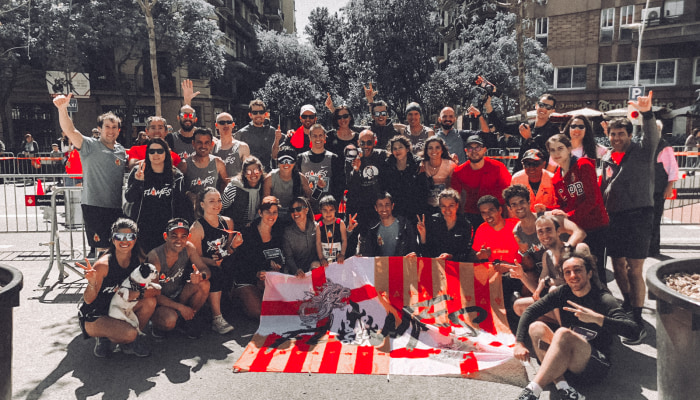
[
  {"left": 0, "top": 264, "right": 23, "bottom": 400},
  {"left": 647, "top": 258, "right": 700, "bottom": 400}
]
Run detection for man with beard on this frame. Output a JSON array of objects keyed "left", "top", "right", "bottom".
[
  {"left": 367, "top": 101, "right": 400, "bottom": 150},
  {"left": 179, "top": 128, "right": 228, "bottom": 202},
  {"left": 166, "top": 105, "right": 198, "bottom": 160},
  {"left": 435, "top": 97, "right": 495, "bottom": 164},
  {"left": 512, "top": 94, "right": 559, "bottom": 174},
  {"left": 213, "top": 112, "right": 250, "bottom": 178},
  {"left": 296, "top": 124, "right": 344, "bottom": 213},
  {"left": 394, "top": 102, "right": 434, "bottom": 155},
  {"left": 283, "top": 104, "right": 315, "bottom": 154},
  {"left": 234, "top": 99, "right": 282, "bottom": 171},
  {"left": 346, "top": 129, "right": 388, "bottom": 233},
  {"left": 451, "top": 135, "right": 511, "bottom": 234},
  {"left": 147, "top": 218, "right": 211, "bottom": 339},
  {"left": 53, "top": 94, "right": 127, "bottom": 258},
  {"left": 127, "top": 116, "right": 182, "bottom": 169},
  {"left": 358, "top": 192, "right": 417, "bottom": 257}
]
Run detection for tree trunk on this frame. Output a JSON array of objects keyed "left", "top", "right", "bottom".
[
  {"left": 515, "top": 0, "right": 527, "bottom": 122},
  {"left": 138, "top": 0, "right": 161, "bottom": 116}
]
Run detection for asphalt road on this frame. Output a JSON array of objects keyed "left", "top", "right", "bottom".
[{"left": 4, "top": 226, "right": 700, "bottom": 400}]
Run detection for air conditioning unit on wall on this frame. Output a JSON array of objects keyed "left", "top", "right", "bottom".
[{"left": 642, "top": 7, "right": 661, "bottom": 21}]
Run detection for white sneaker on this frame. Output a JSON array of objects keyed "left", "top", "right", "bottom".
[{"left": 212, "top": 315, "right": 234, "bottom": 334}]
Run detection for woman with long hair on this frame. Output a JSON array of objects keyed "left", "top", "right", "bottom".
[
  {"left": 232, "top": 196, "right": 285, "bottom": 318},
  {"left": 381, "top": 135, "right": 426, "bottom": 219},
  {"left": 77, "top": 218, "right": 156, "bottom": 358},
  {"left": 124, "top": 138, "right": 192, "bottom": 252},
  {"left": 547, "top": 134, "right": 609, "bottom": 282},
  {"left": 547, "top": 115, "right": 608, "bottom": 171},
  {"left": 282, "top": 197, "right": 320, "bottom": 277},
  {"left": 419, "top": 137, "right": 456, "bottom": 213},
  {"left": 221, "top": 156, "right": 265, "bottom": 228},
  {"left": 325, "top": 105, "right": 361, "bottom": 157},
  {"left": 189, "top": 187, "right": 242, "bottom": 334}
]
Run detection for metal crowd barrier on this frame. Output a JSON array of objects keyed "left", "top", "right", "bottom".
[{"left": 40, "top": 186, "right": 87, "bottom": 287}]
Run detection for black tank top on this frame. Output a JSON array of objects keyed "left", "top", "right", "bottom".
[
  {"left": 79, "top": 252, "right": 139, "bottom": 317},
  {"left": 198, "top": 216, "right": 230, "bottom": 259}
]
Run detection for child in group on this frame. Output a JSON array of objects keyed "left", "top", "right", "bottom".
[{"left": 316, "top": 195, "right": 349, "bottom": 266}]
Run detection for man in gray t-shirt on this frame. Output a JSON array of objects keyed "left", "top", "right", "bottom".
[{"left": 54, "top": 94, "right": 127, "bottom": 253}]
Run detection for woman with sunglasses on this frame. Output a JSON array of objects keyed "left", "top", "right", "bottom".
[
  {"left": 78, "top": 218, "right": 156, "bottom": 358},
  {"left": 262, "top": 146, "right": 312, "bottom": 225},
  {"left": 232, "top": 196, "right": 285, "bottom": 319},
  {"left": 189, "top": 187, "right": 242, "bottom": 334},
  {"left": 124, "top": 138, "right": 192, "bottom": 252},
  {"left": 282, "top": 197, "right": 320, "bottom": 278},
  {"left": 381, "top": 135, "right": 427, "bottom": 219},
  {"left": 546, "top": 115, "right": 608, "bottom": 172},
  {"left": 547, "top": 134, "right": 609, "bottom": 279},
  {"left": 325, "top": 106, "right": 361, "bottom": 157},
  {"left": 222, "top": 156, "right": 265, "bottom": 229},
  {"left": 418, "top": 137, "right": 456, "bottom": 214}
]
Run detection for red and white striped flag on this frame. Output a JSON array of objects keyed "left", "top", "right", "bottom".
[{"left": 234, "top": 256, "right": 526, "bottom": 382}]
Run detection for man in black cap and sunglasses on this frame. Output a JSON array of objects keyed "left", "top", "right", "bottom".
[{"left": 512, "top": 93, "right": 559, "bottom": 173}]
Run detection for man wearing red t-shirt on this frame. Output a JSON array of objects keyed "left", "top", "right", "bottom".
[
  {"left": 472, "top": 195, "right": 522, "bottom": 310},
  {"left": 127, "top": 116, "right": 181, "bottom": 169},
  {"left": 451, "top": 135, "right": 511, "bottom": 236}
]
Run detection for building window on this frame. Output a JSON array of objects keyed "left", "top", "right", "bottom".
[
  {"left": 600, "top": 8, "right": 615, "bottom": 43},
  {"left": 619, "top": 5, "right": 635, "bottom": 41},
  {"left": 549, "top": 67, "right": 587, "bottom": 90},
  {"left": 535, "top": 17, "right": 548, "bottom": 48},
  {"left": 694, "top": 58, "right": 700, "bottom": 84},
  {"left": 600, "top": 60, "right": 677, "bottom": 88},
  {"left": 665, "top": 0, "right": 684, "bottom": 17}
]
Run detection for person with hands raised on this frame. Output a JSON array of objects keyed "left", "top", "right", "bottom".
[
  {"left": 77, "top": 218, "right": 156, "bottom": 358},
  {"left": 189, "top": 187, "right": 240, "bottom": 334},
  {"left": 147, "top": 218, "right": 212, "bottom": 339},
  {"left": 513, "top": 252, "right": 637, "bottom": 400},
  {"left": 600, "top": 91, "right": 660, "bottom": 345}
]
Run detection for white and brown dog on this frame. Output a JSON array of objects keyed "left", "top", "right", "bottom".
[{"left": 108, "top": 263, "right": 161, "bottom": 330}]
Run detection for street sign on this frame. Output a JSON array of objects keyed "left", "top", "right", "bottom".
[
  {"left": 25, "top": 195, "right": 65, "bottom": 207},
  {"left": 629, "top": 86, "right": 645, "bottom": 100},
  {"left": 67, "top": 98, "right": 78, "bottom": 113}
]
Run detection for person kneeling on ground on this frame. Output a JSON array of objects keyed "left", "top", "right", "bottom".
[
  {"left": 147, "top": 218, "right": 211, "bottom": 339},
  {"left": 513, "top": 251, "right": 637, "bottom": 400}
]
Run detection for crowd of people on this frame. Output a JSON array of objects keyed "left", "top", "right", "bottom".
[{"left": 52, "top": 82, "right": 676, "bottom": 400}]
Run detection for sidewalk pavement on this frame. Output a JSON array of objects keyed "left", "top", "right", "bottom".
[{"left": 3, "top": 226, "right": 700, "bottom": 400}]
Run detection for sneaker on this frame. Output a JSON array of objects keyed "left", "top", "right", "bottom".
[
  {"left": 93, "top": 337, "right": 111, "bottom": 358},
  {"left": 151, "top": 325, "right": 166, "bottom": 341},
  {"left": 623, "top": 325, "right": 647, "bottom": 345},
  {"left": 516, "top": 388, "right": 538, "bottom": 400},
  {"left": 121, "top": 334, "right": 151, "bottom": 357},
  {"left": 557, "top": 387, "right": 585, "bottom": 400},
  {"left": 212, "top": 314, "right": 234, "bottom": 334}
]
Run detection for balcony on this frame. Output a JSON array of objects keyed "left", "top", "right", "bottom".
[{"left": 634, "top": 20, "right": 700, "bottom": 46}]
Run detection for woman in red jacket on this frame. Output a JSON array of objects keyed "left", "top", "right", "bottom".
[{"left": 547, "top": 134, "right": 609, "bottom": 283}]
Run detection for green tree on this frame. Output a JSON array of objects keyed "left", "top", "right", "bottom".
[
  {"left": 305, "top": 7, "right": 347, "bottom": 103},
  {"left": 253, "top": 28, "right": 329, "bottom": 122}
]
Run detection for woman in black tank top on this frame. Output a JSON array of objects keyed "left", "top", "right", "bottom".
[{"left": 189, "top": 188, "right": 242, "bottom": 334}]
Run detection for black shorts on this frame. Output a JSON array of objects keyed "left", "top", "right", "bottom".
[
  {"left": 81, "top": 205, "right": 123, "bottom": 248},
  {"left": 607, "top": 207, "right": 653, "bottom": 259},
  {"left": 78, "top": 304, "right": 104, "bottom": 339},
  {"left": 565, "top": 346, "right": 611, "bottom": 384}
]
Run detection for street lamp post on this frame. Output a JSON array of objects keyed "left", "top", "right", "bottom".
[{"left": 634, "top": 0, "right": 651, "bottom": 86}]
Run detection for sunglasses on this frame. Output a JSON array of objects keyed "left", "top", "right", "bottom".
[
  {"left": 278, "top": 156, "right": 295, "bottom": 165},
  {"left": 250, "top": 110, "right": 266, "bottom": 115},
  {"left": 359, "top": 140, "right": 374, "bottom": 146},
  {"left": 537, "top": 102, "right": 554, "bottom": 110},
  {"left": 337, "top": 114, "right": 351, "bottom": 120},
  {"left": 180, "top": 113, "right": 196, "bottom": 119},
  {"left": 112, "top": 232, "right": 137, "bottom": 241},
  {"left": 523, "top": 161, "right": 542, "bottom": 168},
  {"left": 148, "top": 148, "right": 165, "bottom": 154},
  {"left": 373, "top": 111, "right": 388, "bottom": 117},
  {"left": 217, "top": 120, "right": 234, "bottom": 125},
  {"left": 569, "top": 124, "right": 586, "bottom": 130},
  {"left": 466, "top": 146, "right": 483, "bottom": 152},
  {"left": 300, "top": 114, "right": 316, "bottom": 120},
  {"left": 290, "top": 205, "right": 308, "bottom": 213},
  {"left": 245, "top": 168, "right": 262, "bottom": 175}
]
